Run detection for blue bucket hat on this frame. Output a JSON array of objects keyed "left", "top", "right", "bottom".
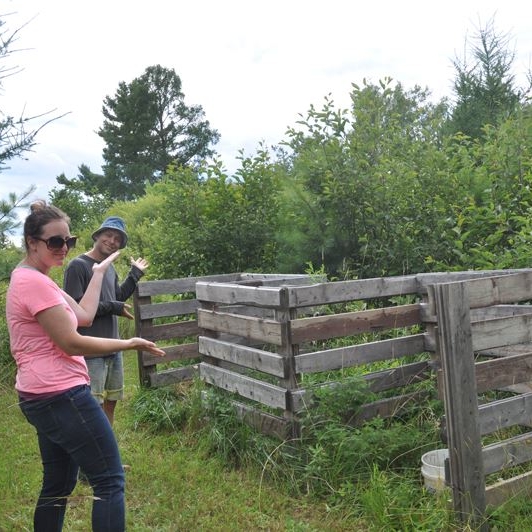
[{"left": 91, "top": 216, "right": 128, "bottom": 249}]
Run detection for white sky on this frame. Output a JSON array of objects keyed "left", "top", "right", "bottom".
[{"left": 1, "top": 0, "right": 532, "bottom": 207}]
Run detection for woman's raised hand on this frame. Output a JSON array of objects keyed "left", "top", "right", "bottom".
[{"left": 92, "top": 251, "right": 121, "bottom": 274}]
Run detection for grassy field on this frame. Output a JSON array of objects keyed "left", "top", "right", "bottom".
[
  {"left": 0, "top": 352, "right": 364, "bottom": 532},
  {"left": 4, "top": 352, "right": 532, "bottom": 531}
]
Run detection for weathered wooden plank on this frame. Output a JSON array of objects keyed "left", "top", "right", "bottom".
[
  {"left": 485, "top": 470, "right": 532, "bottom": 508},
  {"left": 196, "top": 282, "right": 284, "bottom": 307},
  {"left": 478, "top": 393, "right": 532, "bottom": 435},
  {"left": 221, "top": 305, "right": 276, "bottom": 319},
  {"left": 138, "top": 299, "right": 199, "bottom": 320},
  {"left": 140, "top": 320, "right": 199, "bottom": 342},
  {"left": 475, "top": 352, "right": 532, "bottom": 393},
  {"left": 285, "top": 276, "right": 419, "bottom": 307},
  {"left": 479, "top": 343, "right": 532, "bottom": 358},
  {"left": 433, "top": 280, "right": 486, "bottom": 525},
  {"left": 149, "top": 365, "right": 198, "bottom": 387},
  {"left": 471, "top": 314, "right": 532, "bottom": 352},
  {"left": 231, "top": 401, "right": 294, "bottom": 440},
  {"left": 284, "top": 270, "right": 527, "bottom": 309},
  {"left": 141, "top": 342, "right": 198, "bottom": 366},
  {"left": 294, "top": 334, "right": 427, "bottom": 374},
  {"left": 364, "top": 361, "right": 431, "bottom": 392},
  {"left": 240, "top": 273, "right": 314, "bottom": 280},
  {"left": 137, "top": 273, "right": 241, "bottom": 297},
  {"left": 472, "top": 304, "right": 532, "bottom": 321},
  {"left": 197, "top": 309, "right": 283, "bottom": 345},
  {"left": 483, "top": 433, "right": 532, "bottom": 475},
  {"left": 423, "top": 271, "right": 531, "bottom": 317},
  {"left": 290, "top": 304, "right": 421, "bottom": 344},
  {"left": 465, "top": 271, "right": 532, "bottom": 309},
  {"left": 200, "top": 362, "right": 287, "bottom": 409},
  {"left": 198, "top": 336, "right": 285, "bottom": 377},
  {"left": 240, "top": 273, "right": 319, "bottom": 288},
  {"left": 418, "top": 270, "right": 526, "bottom": 291},
  {"left": 347, "top": 391, "right": 430, "bottom": 426}
]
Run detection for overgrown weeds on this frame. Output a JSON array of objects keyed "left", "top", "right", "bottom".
[{"left": 144, "top": 378, "right": 532, "bottom": 531}]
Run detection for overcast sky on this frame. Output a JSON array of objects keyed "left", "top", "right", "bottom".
[{"left": 2, "top": 0, "right": 532, "bottom": 209}]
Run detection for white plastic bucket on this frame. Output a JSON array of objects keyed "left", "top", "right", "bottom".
[{"left": 421, "top": 448, "right": 449, "bottom": 493}]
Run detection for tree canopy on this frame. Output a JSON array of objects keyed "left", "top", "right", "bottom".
[
  {"left": 448, "top": 18, "right": 530, "bottom": 139},
  {"left": 97, "top": 64, "right": 220, "bottom": 200}
]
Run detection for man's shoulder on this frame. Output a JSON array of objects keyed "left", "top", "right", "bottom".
[{"left": 66, "top": 254, "right": 95, "bottom": 270}]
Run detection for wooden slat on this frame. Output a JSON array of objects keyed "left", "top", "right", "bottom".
[
  {"left": 483, "top": 433, "right": 532, "bottom": 475},
  {"left": 200, "top": 363, "right": 287, "bottom": 410},
  {"left": 141, "top": 343, "right": 198, "bottom": 366},
  {"left": 149, "top": 365, "right": 198, "bottom": 387},
  {"left": 295, "top": 334, "right": 427, "bottom": 373},
  {"left": 140, "top": 320, "right": 199, "bottom": 341},
  {"left": 472, "top": 304, "right": 532, "bottom": 321},
  {"left": 231, "top": 401, "right": 294, "bottom": 440},
  {"left": 465, "top": 271, "right": 532, "bottom": 309},
  {"left": 138, "top": 299, "right": 199, "bottom": 320},
  {"left": 198, "top": 336, "right": 285, "bottom": 377},
  {"left": 197, "top": 309, "right": 283, "bottom": 345},
  {"left": 348, "top": 391, "right": 430, "bottom": 426},
  {"left": 239, "top": 273, "right": 318, "bottom": 288},
  {"left": 475, "top": 352, "right": 532, "bottom": 393},
  {"left": 196, "top": 282, "right": 284, "bottom": 308},
  {"left": 485, "top": 470, "right": 532, "bottom": 508},
  {"left": 285, "top": 276, "right": 419, "bottom": 307},
  {"left": 417, "top": 270, "right": 526, "bottom": 291},
  {"left": 423, "top": 271, "right": 532, "bottom": 317},
  {"left": 137, "top": 273, "right": 241, "bottom": 297},
  {"left": 364, "top": 361, "right": 431, "bottom": 392},
  {"left": 478, "top": 393, "right": 532, "bottom": 436},
  {"left": 479, "top": 343, "right": 532, "bottom": 358},
  {"left": 471, "top": 314, "right": 532, "bottom": 352},
  {"left": 290, "top": 304, "right": 421, "bottom": 344}
]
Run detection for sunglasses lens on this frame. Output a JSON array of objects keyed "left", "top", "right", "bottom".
[
  {"left": 45, "top": 236, "right": 77, "bottom": 249},
  {"left": 47, "top": 236, "right": 67, "bottom": 249}
]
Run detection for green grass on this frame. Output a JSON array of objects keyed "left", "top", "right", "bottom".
[
  {"left": 3, "top": 353, "right": 532, "bottom": 531},
  {"left": 0, "top": 353, "right": 364, "bottom": 532}
]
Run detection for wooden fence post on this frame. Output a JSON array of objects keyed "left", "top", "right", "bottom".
[
  {"left": 276, "top": 287, "right": 300, "bottom": 439},
  {"left": 433, "top": 281, "right": 487, "bottom": 530},
  {"left": 133, "top": 290, "right": 156, "bottom": 387}
]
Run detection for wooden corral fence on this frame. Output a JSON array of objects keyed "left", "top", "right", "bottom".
[
  {"left": 133, "top": 272, "right": 315, "bottom": 387},
  {"left": 135, "top": 268, "right": 532, "bottom": 526},
  {"left": 194, "top": 269, "right": 528, "bottom": 440},
  {"left": 429, "top": 270, "right": 532, "bottom": 530}
]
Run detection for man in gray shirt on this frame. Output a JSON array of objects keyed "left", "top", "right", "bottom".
[{"left": 64, "top": 216, "right": 148, "bottom": 427}]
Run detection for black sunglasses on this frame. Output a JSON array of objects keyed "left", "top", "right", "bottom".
[{"left": 34, "top": 235, "right": 78, "bottom": 250}]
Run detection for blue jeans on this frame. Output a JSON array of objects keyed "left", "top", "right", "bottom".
[{"left": 19, "top": 384, "right": 125, "bottom": 532}]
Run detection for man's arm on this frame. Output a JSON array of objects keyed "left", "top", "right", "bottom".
[{"left": 115, "top": 257, "right": 149, "bottom": 302}]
